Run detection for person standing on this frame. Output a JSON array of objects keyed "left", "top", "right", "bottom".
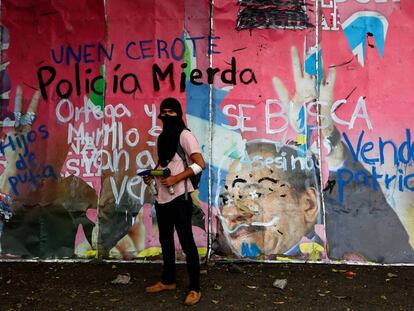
[{"left": 144, "top": 97, "right": 205, "bottom": 306}]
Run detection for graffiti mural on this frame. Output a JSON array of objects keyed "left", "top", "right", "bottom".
[{"left": 0, "top": 0, "right": 413, "bottom": 264}]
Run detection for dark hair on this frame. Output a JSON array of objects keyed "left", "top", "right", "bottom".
[{"left": 159, "top": 97, "right": 183, "bottom": 118}]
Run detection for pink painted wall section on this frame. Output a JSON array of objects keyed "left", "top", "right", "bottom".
[{"left": 0, "top": 0, "right": 413, "bottom": 264}]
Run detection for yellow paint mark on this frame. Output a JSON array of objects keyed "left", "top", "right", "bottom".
[
  {"left": 297, "top": 134, "right": 307, "bottom": 145},
  {"left": 198, "top": 247, "right": 207, "bottom": 257},
  {"left": 137, "top": 247, "right": 207, "bottom": 258},
  {"left": 300, "top": 242, "right": 324, "bottom": 260},
  {"left": 86, "top": 250, "right": 97, "bottom": 258},
  {"left": 137, "top": 247, "right": 163, "bottom": 257}
]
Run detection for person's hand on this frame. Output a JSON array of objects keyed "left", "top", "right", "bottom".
[
  {"left": 272, "top": 46, "right": 316, "bottom": 130},
  {"left": 160, "top": 175, "right": 178, "bottom": 187},
  {"left": 0, "top": 86, "right": 40, "bottom": 194},
  {"left": 272, "top": 46, "right": 337, "bottom": 132},
  {"left": 142, "top": 175, "right": 153, "bottom": 185}
]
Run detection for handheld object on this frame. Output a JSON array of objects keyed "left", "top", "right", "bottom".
[
  {"left": 138, "top": 168, "right": 175, "bottom": 195},
  {"left": 137, "top": 169, "right": 171, "bottom": 177}
]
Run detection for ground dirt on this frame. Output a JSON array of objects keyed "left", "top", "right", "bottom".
[{"left": 0, "top": 262, "right": 413, "bottom": 310}]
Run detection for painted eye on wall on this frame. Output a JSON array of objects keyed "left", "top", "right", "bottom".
[{"left": 220, "top": 193, "right": 233, "bottom": 205}]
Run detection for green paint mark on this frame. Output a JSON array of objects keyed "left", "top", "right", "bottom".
[
  {"left": 226, "top": 143, "right": 243, "bottom": 159},
  {"left": 89, "top": 64, "right": 106, "bottom": 110},
  {"left": 184, "top": 40, "right": 192, "bottom": 78}
]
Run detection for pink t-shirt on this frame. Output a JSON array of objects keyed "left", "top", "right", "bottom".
[{"left": 155, "top": 130, "right": 201, "bottom": 204}]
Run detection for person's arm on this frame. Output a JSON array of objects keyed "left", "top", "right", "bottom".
[{"left": 160, "top": 152, "right": 205, "bottom": 187}]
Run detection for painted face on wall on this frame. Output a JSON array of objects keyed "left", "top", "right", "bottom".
[{"left": 219, "top": 145, "right": 318, "bottom": 257}]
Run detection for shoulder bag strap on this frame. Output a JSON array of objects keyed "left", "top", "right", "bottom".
[{"left": 176, "top": 142, "right": 189, "bottom": 200}]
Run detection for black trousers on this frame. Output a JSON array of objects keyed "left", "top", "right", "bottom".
[{"left": 155, "top": 194, "right": 200, "bottom": 291}]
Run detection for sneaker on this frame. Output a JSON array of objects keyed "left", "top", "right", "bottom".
[
  {"left": 145, "top": 281, "right": 176, "bottom": 293},
  {"left": 184, "top": 290, "right": 201, "bottom": 306}
]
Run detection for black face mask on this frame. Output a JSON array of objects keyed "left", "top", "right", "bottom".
[
  {"left": 157, "top": 115, "right": 186, "bottom": 167},
  {"left": 158, "top": 114, "right": 182, "bottom": 129}
]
